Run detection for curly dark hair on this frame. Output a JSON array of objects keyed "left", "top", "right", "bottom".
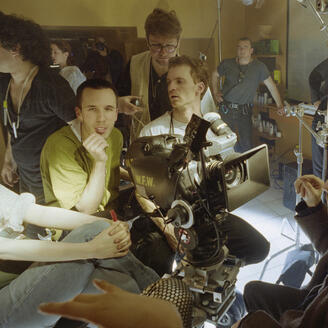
[
  {"left": 0, "top": 11, "right": 51, "bottom": 67},
  {"left": 144, "top": 8, "right": 182, "bottom": 39}
]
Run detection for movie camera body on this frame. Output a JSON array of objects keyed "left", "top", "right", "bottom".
[{"left": 126, "top": 114, "right": 270, "bottom": 326}]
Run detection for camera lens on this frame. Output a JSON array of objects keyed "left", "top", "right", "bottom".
[{"left": 224, "top": 163, "right": 245, "bottom": 189}]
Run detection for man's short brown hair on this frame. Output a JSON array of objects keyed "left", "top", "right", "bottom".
[
  {"left": 144, "top": 8, "right": 182, "bottom": 39},
  {"left": 238, "top": 37, "right": 253, "bottom": 48},
  {"left": 76, "top": 79, "right": 118, "bottom": 108},
  {"left": 168, "top": 55, "right": 209, "bottom": 99}
]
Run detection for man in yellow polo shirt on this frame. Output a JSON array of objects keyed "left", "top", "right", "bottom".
[{"left": 41, "top": 79, "right": 124, "bottom": 213}]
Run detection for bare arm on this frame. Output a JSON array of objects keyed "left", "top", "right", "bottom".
[
  {"left": 136, "top": 192, "right": 178, "bottom": 250},
  {"left": 40, "top": 280, "right": 183, "bottom": 328},
  {"left": 75, "top": 133, "right": 108, "bottom": 214},
  {"left": 119, "top": 167, "right": 131, "bottom": 181},
  {"left": 211, "top": 70, "right": 223, "bottom": 103},
  {"left": 24, "top": 202, "right": 106, "bottom": 230},
  {"left": 0, "top": 221, "right": 131, "bottom": 262},
  {"left": 263, "top": 76, "right": 284, "bottom": 115},
  {"left": 1, "top": 133, "right": 19, "bottom": 187}
]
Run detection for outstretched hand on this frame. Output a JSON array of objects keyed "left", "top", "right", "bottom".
[
  {"left": 294, "top": 174, "right": 324, "bottom": 207},
  {"left": 39, "top": 280, "right": 183, "bottom": 328}
]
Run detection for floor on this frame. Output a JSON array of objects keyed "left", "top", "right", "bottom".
[{"left": 204, "top": 172, "right": 314, "bottom": 327}]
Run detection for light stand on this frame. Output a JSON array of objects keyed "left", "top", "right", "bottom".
[
  {"left": 259, "top": 104, "right": 302, "bottom": 279},
  {"left": 259, "top": 0, "right": 328, "bottom": 280},
  {"left": 296, "top": 0, "right": 328, "bottom": 35},
  {"left": 259, "top": 103, "right": 325, "bottom": 280}
]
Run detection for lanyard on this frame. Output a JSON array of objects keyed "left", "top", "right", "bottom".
[{"left": 3, "top": 66, "right": 38, "bottom": 138}]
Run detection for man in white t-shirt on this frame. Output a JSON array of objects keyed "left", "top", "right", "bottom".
[
  {"left": 140, "top": 56, "right": 213, "bottom": 138},
  {"left": 138, "top": 55, "right": 270, "bottom": 267}
]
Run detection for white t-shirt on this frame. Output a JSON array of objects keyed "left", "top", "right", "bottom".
[
  {"left": 139, "top": 111, "right": 186, "bottom": 137},
  {"left": 60, "top": 66, "right": 86, "bottom": 94},
  {"left": 139, "top": 111, "right": 236, "bottom": 157},
  {"left": 0, "top": 184, "right": 35, "bottom": 237}
]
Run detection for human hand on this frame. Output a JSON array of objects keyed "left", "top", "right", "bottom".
[
  {"left": 215, "top": 91, "right": 223, "bottom": 103},
  {"left": 231, "top": 320, "right": 241, "bottom": 328},
  {"left": 118, "top": 96, "right": 143, "bottom": 115},
  {"left": 83, "top": 133, "right": 108, "bottom": 163},
  {"left": 314, "top": 100, "right": 321, "bottom": 110},
  {"left": 39, "top": 280, "right": 183, "bottom": 328},
  {"left": 294, "top": 174, "right": 324, "bottom": 207},
  {"left": 88, "top": 221, "right": 131, "bottom": 258},
  {"left": 1, "top": 160, "right": 19, "bottom": 187},
  {"left": 164, "top": 224, "right": 179, "bottom": 251},
  {"left": 277, "top": 106, "right": 285, "bottom": 116}
]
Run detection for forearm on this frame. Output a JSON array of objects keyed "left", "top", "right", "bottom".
[
  {"left": 295, "top": 202, "right": 328, "bottom": 254},
  {"left": 76, "top": 161, "right": 107, "bottom": 214},
  {"left": 119, "top": 167, "right": 131, "bottom": 181},
  {"left": 136, "top": 192, "right": 165, "bottom": 230},
  {"left": 266, "top": 83, "right": 283, "bottom": 108},
  {"left": 211, "top": 71, "right": 220, "bottom": 95},
  {"left": 3, "top": 133, "right": 14, "bottom": 165},
  {"left": 24, "top": 203, "right": 106, "bottom": 230},
  {"left": 0, "top": 236, "right": 93, "bottom": 262}
]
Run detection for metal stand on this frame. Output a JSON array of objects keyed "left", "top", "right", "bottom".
[
  {"left": 259, "top": 107, "right": 303, "bottom": 280},
  {"left": 259, "top": 103, "right": 327, "bottom": 280}
]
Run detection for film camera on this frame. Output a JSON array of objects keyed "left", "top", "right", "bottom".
[{"left": 126, "top": 114, "right": 270, "bottom": 327}]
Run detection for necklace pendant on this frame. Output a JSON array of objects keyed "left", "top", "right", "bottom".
[{"left": 12, "top": 122, "right": 18, "bottom": 139}]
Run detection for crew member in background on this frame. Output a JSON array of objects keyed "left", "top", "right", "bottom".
[
  {"left": 212, "top": 37, "right": 284, "bottom": 153},
  {"left": 0, "top": 12, "right": 76, "bottom": 205},
  {"left": 117, "top": 8, "right": 216, "bottom": 143},
  {"left": 51, "top": 40, "right": 86, "bottom": 94},
  {"left": 82, "top": 36, "right": 124, "bottom": 88}
]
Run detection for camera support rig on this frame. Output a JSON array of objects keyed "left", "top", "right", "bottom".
[{"left": 126, "top": 114, "right": 270, "bottom": 327}]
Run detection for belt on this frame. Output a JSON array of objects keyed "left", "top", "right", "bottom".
[{"left": 224, "top": 101, "right": 253, "bottom": 110}]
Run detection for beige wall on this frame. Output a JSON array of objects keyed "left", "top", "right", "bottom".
[
  {"left": 0, "top": 1, "right": 290, "bottom": 168},
  {"left": 220, "top": 0, "right": 246, "bottom": 62},
  {"left": 245, "top": 0, "right": 288, "bottom": 89},
  {"left": 1, "top": 0, "right": 218, "bottom": 38}
]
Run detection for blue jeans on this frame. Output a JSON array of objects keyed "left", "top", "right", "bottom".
[
  {"left": 219, "top": 104, "right": 253, "bottom": 153},
  {"left": 312, "top": 115, "right": 327, "bottom": 179},
  {"left": 0, "top": 221, "right": 159, "bottom": 328}
]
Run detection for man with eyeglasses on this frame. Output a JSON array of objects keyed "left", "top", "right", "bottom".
[
  {"left": 211, "top": 37, "right": 284, "bottom": 153},
  {"left": 117, "top": 8, "right": 216, "bottom": 142}
]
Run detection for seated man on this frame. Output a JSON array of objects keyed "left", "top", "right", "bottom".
[
  {"left": 0, "top": 184, "right": 158, "bottom": 328},
  {"left": 239, "top": 174, "right": 328, "bottom": 328},
  {"left": 137, "top": 55, "right": 270, "bottom": 267},
  {"left": 41, "top": 78, "right": 128, "bottom": 214}
]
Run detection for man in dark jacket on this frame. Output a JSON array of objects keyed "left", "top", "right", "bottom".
[{"left": 235, "top": 174, "right": 328, "bottom": 328}]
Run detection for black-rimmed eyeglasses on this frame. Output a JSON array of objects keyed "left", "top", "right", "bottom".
[{"left": 148, "top": 42, "right": 178, "bottom": 53}]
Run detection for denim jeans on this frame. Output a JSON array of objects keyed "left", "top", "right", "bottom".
[
  {"left": 312, "top": 114, "right": 327, "bottom": 179},
  {"left": 0, "top": 221, "right": 159, "bottom": 328},
  {"left": 219, "top": 105, "right": 253, "bottom": 153}
]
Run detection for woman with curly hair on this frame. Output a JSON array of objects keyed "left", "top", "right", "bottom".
[{"left": 51, "top": 40, "right": 86, "bottom": 93}]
